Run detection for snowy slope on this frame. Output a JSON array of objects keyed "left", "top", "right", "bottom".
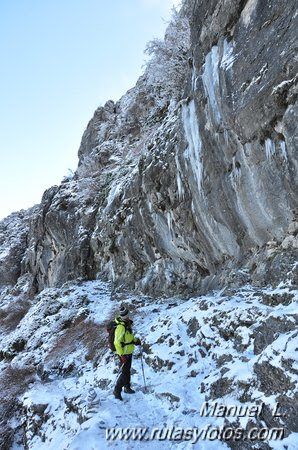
[{"left": 0, "top": 273, "right": 297, "bottom": 450}]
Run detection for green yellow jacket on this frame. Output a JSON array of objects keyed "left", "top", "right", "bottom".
[{"left": 114, "top": 316, "right": 137, "bottom": 356}]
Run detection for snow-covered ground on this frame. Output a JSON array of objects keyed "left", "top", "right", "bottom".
[{"left": 0, "top": 276, "right": 297, "bottom": 449}]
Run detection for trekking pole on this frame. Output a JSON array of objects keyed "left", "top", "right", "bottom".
[
  {"left": 113, "top": 363, "right": 124, "bottom": 388},
  {"left": 140, "top": 347, "right": 147, "bottom": 393}
]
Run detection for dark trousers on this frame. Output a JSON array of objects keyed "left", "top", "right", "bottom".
[{"left": 115, "top": 354, "right": 132, "bottom": 393}]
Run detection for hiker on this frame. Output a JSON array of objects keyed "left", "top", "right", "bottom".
[{"left": 113, "top": 305, "right": 141, "bottom": 401}]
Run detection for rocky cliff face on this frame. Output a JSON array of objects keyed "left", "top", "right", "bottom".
[
  {"left": 0, "top": 0, "right": 297, "bottom": 297},
  {"left": 0, "top": 208, "right": 37, "bottom": 288}
]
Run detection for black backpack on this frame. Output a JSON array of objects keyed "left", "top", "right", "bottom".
[{"left": 107, "top": 320, "right": 118, "bottom": 351}]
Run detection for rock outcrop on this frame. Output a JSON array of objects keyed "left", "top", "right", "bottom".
[
  {"left": 0, "top": 208, "right": 37, "bottom": 287},
  {"left": 0, "top": 0, "right": 297, "bottom": 297}
]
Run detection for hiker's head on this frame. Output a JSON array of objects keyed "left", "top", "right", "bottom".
[{"left": 119, "top": 305, "right": 129, "bottom": 319}]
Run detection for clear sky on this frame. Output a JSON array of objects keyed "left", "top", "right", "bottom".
[{"left": 0, "top": 0, "right": 179, "bottom": 220}]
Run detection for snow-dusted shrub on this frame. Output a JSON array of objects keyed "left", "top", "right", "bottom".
[
  {"left": 144, "top": 7, "right": 190, "bottom": 101},
  {"left": 45, "top": 316, "right": 106, "bottom": 369},
  {"left": 61, "top": 168, "right": 74, "bottom": 183},
  {"left": 0, "top": 365, "right": 35, "bottom": 449},
  {"left": 0, "top": 298, "right": 31, "bottom": 332}
]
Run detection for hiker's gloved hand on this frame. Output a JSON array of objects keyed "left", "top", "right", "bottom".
[
  {"left": 134, "top": 338, "right": 141, "bottom": 345},
  {"left": 120, "top": 355, "right": 127, "bottom": 364}
]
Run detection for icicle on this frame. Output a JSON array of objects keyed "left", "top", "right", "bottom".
[
  {"left": 182, "top": 100, "right": 203, "bottom": 192},
  {"left": 280, "top": 141, "right": 288, "bottom": 161},
  {"left": 167, "top": 211, "right": 174, "bottom": 234},
  {"left": 265, "top": 139, "right": 275, "bottom": 159},
  {"left": 109, "top": 260, "right": 115, "bottom": 281},
  {"left": 202, "top": 46, "right": 222, "bottom": 124},
  {"left": 191, "top": 60, "right": 198, "bottom": 91},
  {"left": 221, "top": 39, "right": 235, "bottom": 71},
  {"left": 175, "top": 154, "right": 184, "bottom": 200}
]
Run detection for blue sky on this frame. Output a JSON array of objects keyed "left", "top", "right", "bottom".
[{"left": 0, "top": 0, "right": 179, "bottom": 219}]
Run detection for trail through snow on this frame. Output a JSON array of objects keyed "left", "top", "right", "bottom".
[{"left": 1, "top": 279, "right": 297, "bottom": 449}]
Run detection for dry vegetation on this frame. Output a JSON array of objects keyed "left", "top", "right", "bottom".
[
  {"left": 0, "top": 365, "right": 36, "bottom": 450},
  {"left": 0, "top": 298, "right": 31, "bottom": 333},
  {"left": 45, "top": 314, "right": 107, "bottom": 368},
  {"left": 44, "top": 305, "right": 122, "bottom": 369}
]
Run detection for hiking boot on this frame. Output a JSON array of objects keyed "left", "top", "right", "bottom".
[
  {"left": 124, "top": 386, "right": 135, "bottom": 394},
  {"left": 113, "top": 389, "right": 123, "bottom": 401}
]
